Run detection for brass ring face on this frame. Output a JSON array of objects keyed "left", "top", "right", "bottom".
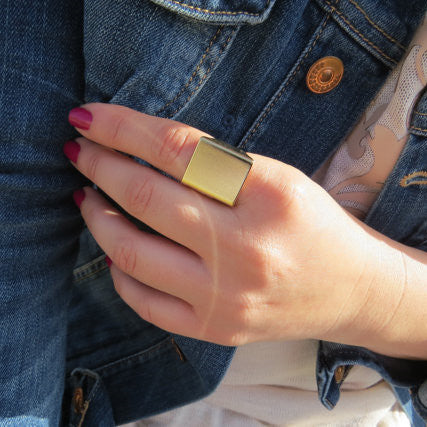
[
  {"left": 306, "top": 56, "right": 344, "bottom": 94},
  {"left": 181, "top": 137, "right": 253, "bottom": 206}
]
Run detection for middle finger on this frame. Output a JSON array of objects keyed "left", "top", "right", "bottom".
[{"left": 65, "top": 136, "right": 223, "bottom": 254}]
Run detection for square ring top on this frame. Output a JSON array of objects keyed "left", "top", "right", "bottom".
[{"left": 181, "top": 137, "right": 253, "bottom": 206}]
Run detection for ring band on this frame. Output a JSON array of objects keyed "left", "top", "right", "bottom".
[{"left": 181, "top": 137, "right": 253, "bottom": 206}]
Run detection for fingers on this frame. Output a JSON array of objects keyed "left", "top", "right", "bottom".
[
  {"left": 68, "top": 137, "right": 225, "bottom": 253},
  {"left": 79, "top": 186, "right": 209, "bottom": 304},
  {"left": 68, "top": 103, "right": 294, "bottom": 210},
  {"left": 110, "top": 266, "right": 198, "bottom": 337},
  {"left": 68, "top": 103, "right": 208, "bottom": 181}
]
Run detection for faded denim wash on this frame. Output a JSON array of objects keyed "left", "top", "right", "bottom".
[{"left": 0, "top": 0, "right": 426, "bottom": 426}]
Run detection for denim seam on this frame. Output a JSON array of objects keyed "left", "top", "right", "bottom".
[
  {"left": 76, "top": 402, "right": 89, "bottom": 427},
  {"left": 319, "top": 347, "right": 378, "bottom": 368},
  {"left": 239, "top": 11, "right": 332, "bottom": 148},
  {"left": 347, "top": 0, "right": 404, "bottom": 49},
  {"left": 94, "top": 336, "right": 172, "bottom": 375},
  {"left": 410, "top": 126, "right": 427, "bottom": 132},
  {"left": 73, "top": 254, "right": 106, "bottom": 276},
  {"left": 320, "top": 348, "right": 427, "bottom": 384},
  {"left": 324, "top": 0, "right": 397, "bottom": 65},
  {"left": 67, "top": 330, "right": 166, "bottom": 362},
  {"left": 167, "top": 28, "right": 238, "bottom": 118},
  {"left": 155, "top": 0, "right": 271, "bottom": 16},
  {"left": 317, "top": 350, "right": 338, "bottom": 409},
  {"left": 414, "top": 111, "right": 427, "bottom": 116},
  {"left": 156, "top": 26, "right": 223, "bottom": 115},
  {"left": 73, "top": 266, "right": 108, "bottom": 284},
  {"left": 400, "top": 171, "right": 427, "bottom": 187},
  {"left": 73, "top": 255, "right": 108, "bottom": 284}
]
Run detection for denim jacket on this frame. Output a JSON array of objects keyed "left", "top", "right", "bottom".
[{"left": 0, "top": 0, "right": 426, "bottom": 426}]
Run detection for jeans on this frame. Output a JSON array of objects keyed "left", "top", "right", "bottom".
[{"left": 0, "top": 0, "right": 426, "bottom": 425}]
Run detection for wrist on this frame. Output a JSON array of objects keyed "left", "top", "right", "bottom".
[
  {"left": 329, "top": 226, "right": 427, "bottom": 359},
  {"left": 363, "top": 244, "right": 427, "bottom": 359}
]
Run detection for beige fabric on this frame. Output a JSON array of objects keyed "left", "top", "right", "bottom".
[{"left": 313, "top": 14, "right": 427, "bottom": 219}]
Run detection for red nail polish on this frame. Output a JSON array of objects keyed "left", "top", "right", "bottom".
[
  {"left": 105, "top": 256, "right": 112, "bottom": 267},
  {"left": 63, "top": 140, "right": 81, "bottom": 163},
  {"left": 69, "top": 107, "right": 92, "bottom": 130},
  {"left": 73, "top": 188, "right": 86, "bottom": 208}
]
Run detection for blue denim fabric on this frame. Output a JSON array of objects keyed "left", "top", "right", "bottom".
[
  {"left": 0, "top": 1, "right": 85, "bottom": 425},
  {"left": 1, "top": 0, "right": 426, "bottom": 426}
]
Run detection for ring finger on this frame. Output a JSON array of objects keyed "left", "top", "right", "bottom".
[
  {"left": 65, "top": 136, "right": 222, "bottom": 254},
  {"left": 80, "top": 186, "right": 209, "bottom": 304}
]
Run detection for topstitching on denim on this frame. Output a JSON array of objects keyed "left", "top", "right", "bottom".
[
  {"left": 158, "top": 27, "right": 239, "bottom": 119},
  {"left": 346, "top": 0, "right": 404, "bottom": 49},
  {"left": 313, "top": 0, "right": 415, "bottom": 68},
  {"left": 73, "top": 254, "right": 109, "bottom": 284},
  {"left": 148, "top": 0, "right": 277, "bottom": 24},
  {"left": 152, "top": 0, "right": 272, "bottom": 16},
  {"left": 238, "top": 9, "right": 332, "bottom": 149}
]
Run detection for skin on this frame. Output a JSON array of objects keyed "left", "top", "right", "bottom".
[{"left": 67, "top": 103, "right": 427, "bottom": 359}]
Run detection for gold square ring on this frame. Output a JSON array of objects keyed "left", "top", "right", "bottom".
[{"left": 181, "top": 137, "right": 253, "bottom": 206}]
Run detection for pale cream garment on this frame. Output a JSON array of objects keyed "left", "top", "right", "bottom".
[{"left": 123, "top": 14, "right": 427, "bottom": 427}]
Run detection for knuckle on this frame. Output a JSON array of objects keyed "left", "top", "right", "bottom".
[
  {"left": 136, "top": 297, "right": 154, "bottom": 325},
  {"left": 242, "top": 239, "right": 270, "bottom": 275},
  {"left": 109, "top": 114, "right": 128, "bottom": 147},
  {"left": 113, "top": 240, "right": 137, "bottom": 276},
  {"left": 176, "top": 204, "right": 203, "bottom": 228},
  {"left": 124, "top": 175, "right": 155, "bottom": 217},
  {"left": 156, "top": 126, "right": 189, "bottom": 167},
  {"left": 86, "top": 153, "right": 101, "bottom": 181}
]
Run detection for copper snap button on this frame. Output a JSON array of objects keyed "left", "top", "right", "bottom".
[
  {"left": 334, "top": 365, "right": 346, "bottom": 383},
  {"left": 73, "top": 387, "right": 85, "bottom": 414},
  {"left": 306, "top": 56, "right": 344, "bottom": 94}
]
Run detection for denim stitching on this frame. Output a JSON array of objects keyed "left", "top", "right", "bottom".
[
  {"left": 400, "top": 171, "right": 427, "bottom": 187},
  {"left": 410, "top": 126, "right": 427, "bottom": 132},
  {"left": 171, "top": 337, "right": 186, "bottom": 361},
  {"left": 167, "top": 29, "right": 237, "bottom": 118},
  {"left": 156, "top": 26, "right": 223, "bottom": 115},
  {"left": 95, "top": 336, "right": 172, "bottom": 374},
  {"left": 74, "top": 265, "right": 109, "bottom": 284},
  {"left": 157, "top": 0, "right": 271, "bottom": 17},
  {"left": 239, "top": 14, "right": 331, "bottom": 148},
  {"left": 347, "top": 0, "right": 405, "bottom": 49},
  {"left": 325, "top": 0, "right": 397, "bottom": 65},
  {"left": 73, "top": 254, "right": 106, "bottom": 276},
  {"left": 73, "top": 255, "right": 109, "bottom": 284},
  {"left": 414, "top": 111, "right": 427, "bottom": 116},
  {"left": 76, "top": 402, "right": 89, "bottom": 427}
]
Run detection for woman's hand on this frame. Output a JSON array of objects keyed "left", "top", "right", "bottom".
[{"left": 64, "top": 103, "right": 426, "bottom": 356}]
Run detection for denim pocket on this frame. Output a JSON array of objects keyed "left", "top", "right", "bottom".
[
  {"left": 83, "top": 0, "right": 261, "bottom": 116},
  {"left": 148, "top": 0, "right": 276, "bottom": 24}
]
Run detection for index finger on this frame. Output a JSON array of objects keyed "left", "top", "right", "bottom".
[{"left": 68, "top": 103, "right": 209, "bottom": 181}]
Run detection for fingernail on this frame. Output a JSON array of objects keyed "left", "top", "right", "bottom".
[
  {"left": 105, "top": 256, "right": 112, "bottom": 267},
  {"left": 69, "top": 107, "right": 92, "bottom": 130},
  {"left": 63, "top": 140, "right": 81, "bottom": 163},
  {"left": 73, "top": 188, "right": 86, "bottom": 208}
]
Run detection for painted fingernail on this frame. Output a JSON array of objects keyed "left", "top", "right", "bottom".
[
  {"left": 73, "top": 188, "right": 86, "bottom": 208},
  {"left": 68, "top": 107, "right": 92, "bottom": 130},
  {"left": 63, "top": 140, "right": 81, "bottom": 163},
  {"left": 105, "top": 256, "right": 112, "bottom": 267}
]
